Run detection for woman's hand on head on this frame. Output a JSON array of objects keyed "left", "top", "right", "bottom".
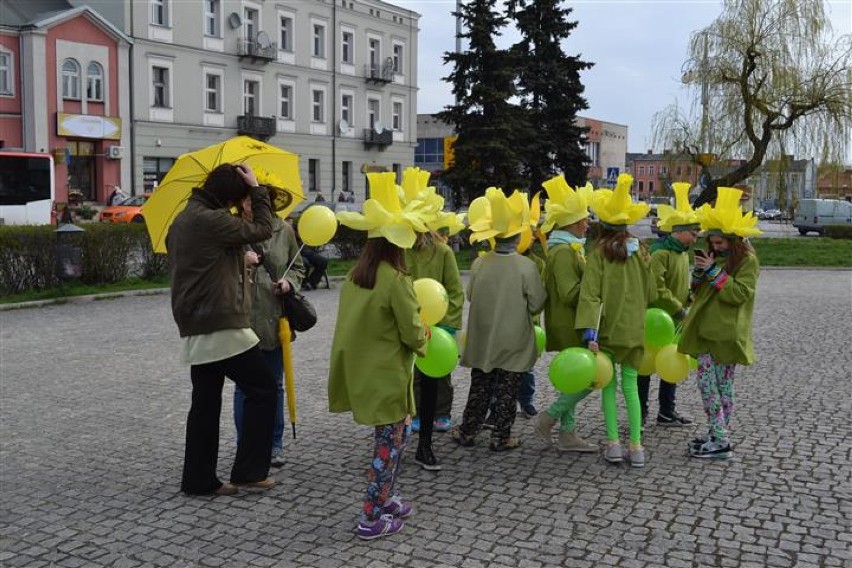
[{"left": 236, "top": 164, "right": 259, "bottom": 187}]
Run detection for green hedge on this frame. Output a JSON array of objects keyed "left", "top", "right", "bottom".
[
  {"left": 0, "top": 224, "right": 168, "bottom": 296},
  {"left": 824, "top": 225, "right": 852, "bottom": 239}
]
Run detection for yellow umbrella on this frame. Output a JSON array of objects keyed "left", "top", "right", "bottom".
[
  {"left": 278, "top": 317, "right": 298, "bottom": 439},
  {"left": 142, "top": 136, "right": 305, "bottom": 253}
]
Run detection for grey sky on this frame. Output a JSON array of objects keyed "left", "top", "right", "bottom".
[{"left": 405, "top": 0, "right": 852, "bottom": 154}]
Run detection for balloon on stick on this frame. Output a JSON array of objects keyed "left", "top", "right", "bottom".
[
  {"left": 645, "top": 308, "right": 676, "bottom": 347},
  {"left": 638, "top": 345, "right": 659, "bottom": 375},
  {"left": 549, "top": 347, "right": 596, "bottom": 394},
  {"left": 655, "top": 345, "right": 690, "bottom": 384},
  {"left": 413, "top": 278, "right": 449, "bottom": 326},
  {"left": 297, "top": 205, "right": 338, "bottom": 246},
  {"left": 593, "top": 351, "right": 613, "bottom": 389},
  {"left": 534, "top": 325, "right": 546, "bottom": 355}
]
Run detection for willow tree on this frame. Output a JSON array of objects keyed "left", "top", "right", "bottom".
[{"left": 651, "top": 0, "right": 852, "bottom": 206}]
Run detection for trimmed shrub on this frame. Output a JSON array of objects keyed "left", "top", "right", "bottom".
[
  {"left": 78, "top": 224, "right": 137, "bottom": 284},
  {"left": 824, "top": 225, "right": 852, "bottom": 240},
  {"left": 0, "top": 226, "right": 59, "bottom": 295}
]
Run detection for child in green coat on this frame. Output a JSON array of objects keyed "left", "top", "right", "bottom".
[
  {"left": 678, "top": 187, "right": 761, "bottom": 459},
  {"left": 329, "top": 173, "right": 430, "bottom": 540},
  {"left": 576, "top": 174, "right": 654, "bottom": 468}
]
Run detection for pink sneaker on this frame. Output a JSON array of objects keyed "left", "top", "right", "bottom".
[
  {"left": 381, "top": 495, "right": 414, "bottom": 518},
  {"left": 357, "top": 514, "right": 405, "bottom": 540}
]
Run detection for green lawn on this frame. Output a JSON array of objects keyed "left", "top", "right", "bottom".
[{"left": 3, "top": 238, "right": 848, "bottom": 305}]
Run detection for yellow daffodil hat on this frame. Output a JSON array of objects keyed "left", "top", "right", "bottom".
[
  {"left": 335, "top": 171, "right": 430, "bottom": 249},
  {"left": 697, "top": 186, "right": 762, "bottom": 238},
  {"left": 656, "top": 182, "right": 700, "bottom": 233},
  {"left": 399, "top": 167, "right": 467, "bottom": 236},
  {"left": 590, "top": 173, "right": 650, "bottom": 228},
  {"left": 540, "top": 174, "right": 594, "bottom": 233},
  {"left": 467, "top": 187, "right": 531, "bottom": 245}
]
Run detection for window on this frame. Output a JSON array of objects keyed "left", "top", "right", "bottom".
[
  {"left": 0, "top": 52, "right": 11, "bottom": 95},
  {"left": 369, "top": 38, "right": 380, "bottom": 67},
  {"left": 392, "top": 163, "right": 402, "bottom": 183},
  {"left": 341, "top": 94, "right": 353, "bottom": 124},
  {"left": 649, "top": 165, "right": 655, "bottom": 176},
  {"left": 243, "top": 79, "right": 259, "bottom": 115},
  {"left": 152, "top": 66, "right": 169, "bottom": 107},
  {"left": 204, "top": 73, "right": 221, "bottom": 112},
  {"left": 312, "top": 89, "right": 325, "bottom": 122},
  {"left": 649, "top": 181, "right": 655, "bottom": 194},
  {"left": 367, "top": 98, "right": 380, "bottom": 129},
  {"left": 151, "top": 0, "right": 168, "bottom": 26},
  {"left": 660, "top": 166, "right": 668, "bottom": 175},
  {"left": 392, "top": 44, "right": 403, "bottom": 74},
  {"left": 62, "top": 58, "right": 81, "bottom": 99},
  {"left": 308, "top": 158, "right": 319, "bottom": 192},
  {"left": 244, "top": 7, "right": 257, "bottom": 40},
  {"left": 392, "top": 101, "right": 403, "bottom": 131},
  {"left": 205, "top": 0, "right": 220, "bottom": 36},
  {"left": 342, "top": 161, "right": 352, "bottom": 192},
  {"left": 312, "top": 24, "right": 326, "bottom": 58},
  {"left": 676, "top": 166, "right": 682, "bottom": 176},
  {"left": 143, "top": 157, "right": 175, "bottom": 192},
  {"left": 86, "top": 62, "right": 103, "bottom": 101},
  {"left": 279, "top": 15, "right": 292, "bottom": 51},
  {"left": 638, "top": 181, "right": 644, "bottom": 193},
  {"left": 686, "top": 167, "right": 692, "bottom": 175},
  {"left": 279, "top": 84, "right": 292, "bottom": 118},
  {"left": 341, "top": 31, "right": 353, "bottom": 64},
  {"left": 638, "top": 165, "right": 645, "bottom": 176}
]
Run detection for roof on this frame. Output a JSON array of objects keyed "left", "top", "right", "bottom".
[
  {"left": 1, "top": 2, "right": 131, "bottom": 43},
  {"left": 0, "top": 0, "right": 73, "bottom": 28}
]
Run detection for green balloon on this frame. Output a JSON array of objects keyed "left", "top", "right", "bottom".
[
  {"left": 689, "top": 356, "right": 698, "bottom": 370},
  {"left": 416, "top": 326, "right": 459, "bottom": 378},
  {"left": 548, "top": 347, "right": 596, "bottom": 394},
  {"left": 534, "top": 325, "right": 546, "bottom": 355},
  {"left": 645, "top": 308, "right": 676, "bottom": 347}
]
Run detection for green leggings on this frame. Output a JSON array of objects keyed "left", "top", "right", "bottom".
[
  {"left": 546, "top": 389, "right": 592, "bottom": 432},
  {"left": 600, "top": 355, "right": 642, "bottom": 445}
]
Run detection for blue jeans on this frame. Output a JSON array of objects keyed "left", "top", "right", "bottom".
[
  {"left": 234, "top": 346, "right": 284, "bottom": 451},
  {"left": 518, "top": 370, "right": 536, "bottom": 409}
]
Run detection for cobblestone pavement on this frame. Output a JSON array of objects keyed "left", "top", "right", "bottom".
[{"left": 1, "top": 270, "right": 850, "bottom": 568}]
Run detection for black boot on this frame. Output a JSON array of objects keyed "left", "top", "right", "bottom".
[{"left": 415, "top": 443, "right": 442, "bottom": 471}]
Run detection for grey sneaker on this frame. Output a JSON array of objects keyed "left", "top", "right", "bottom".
[
  {"left": 270, "top": 448, "right": 285, "bottom": 468},
  {"left": 556, "top": 430, "right": 597, "bottom": 453},
  {"left": 629, "top": 446, "right": 646, "bottom": 468},
  {"left": 690, "top": 437, "right": 732, "bottom": 459},
  {"left": 532, "top": 412, "right": 556, "bottom": 443},
  {"left": 604, "top": 442, "right": 623, "bottom": 463}
]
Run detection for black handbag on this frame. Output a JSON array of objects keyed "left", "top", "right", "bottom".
[{"left": 280, "top": 288, "right": 317, "bottom": 332}]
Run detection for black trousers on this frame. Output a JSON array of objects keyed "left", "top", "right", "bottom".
[
  {"left": 181, "top": 347, "right": 275, "bottom": 494},
  {"left": 637, "top": 374, "right": 677, "bottom": 420},
  {"left": 302, "top": 250, "right": 328, "bottom": 288},
  {"left": 414, "top": 368, "right": 438, "bottom": 446}
]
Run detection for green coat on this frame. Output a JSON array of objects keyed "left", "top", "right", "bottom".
[
  {"left": 249, "top": 218, "right": 306, "bottom": 350},
  {"left": 404, "top": 241, "right": 464, "bottom": 329},
  {"left": 678, "top": 253, "right": 759, "bottom": 365},
  {"left": 328, "top": 262, "right": 427, "bottom": 426},
  {"left": 575, "top": 248, "right": 654, "bottom": 368},
  {"left": 542, "top": 243, "right": 585, "bottom": 350},
  {"left": 461, "top": 252, "right": 547, "bottom": 373},
  {"left": 649, "top": 249, "right": 690, "bottom": 316}
]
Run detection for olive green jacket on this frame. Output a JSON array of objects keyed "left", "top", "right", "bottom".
[
  {"left": 542, "top": 243, "right": 585, "bottom": 350},
  {"left": 649, "top": 249, "right": 690, "bottom": 316},
  {"left": 328, "top": 262, "right": 427, "bottom": 426},
  {"left": 461, "top": 252, "right": 547, "bottom": 372},
  {"left": 678, "top": 253, "right": 759, "bottom": 365},
  {"left": 248, "top": 218, "right": 306, "bottom": 350},
  {"left": 404, "top": 241, "right": 464, "bottom": 329},
  {"left": 575, "top": 248, "right": 654, "bottom": 368}
]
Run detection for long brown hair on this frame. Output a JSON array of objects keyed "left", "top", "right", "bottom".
[
  {"left": 350, "top": 237, "right": 406, "bottom": 289},
  {"left": 709, "top": 237, "right": 754, "bottom": 274},
  {"left": 596, "top": 228, "right": 646, "bottom": 263}
]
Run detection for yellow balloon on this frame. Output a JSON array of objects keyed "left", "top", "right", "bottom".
[
  {"left": 413, "top": 278, "right": 449, "bottom": 326},
  {"left": 298, "top": 206, "right": 338, "bottom": 246},
  {"left": 638, "top": 345, "right": 659, "bottom": 375},
  {"left": 593, "top": 351, "right": 613, "bottom": 389},
  {"left": 655, "top": 344, "right": 690, "bottom": 384}
]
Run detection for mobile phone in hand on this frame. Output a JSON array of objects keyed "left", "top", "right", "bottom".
[{"left": 694, "top": 249, "right": 708, "bottom": 259}]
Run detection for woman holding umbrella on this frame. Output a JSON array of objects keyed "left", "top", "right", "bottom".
[{"left": 167, "top": 163, "right": 279, "bottom": 496}]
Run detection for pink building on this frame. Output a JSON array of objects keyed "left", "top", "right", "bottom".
[{"left": 0, "top": 4, "right": 131, "bottom": 204}]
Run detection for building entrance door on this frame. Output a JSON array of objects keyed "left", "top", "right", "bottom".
[{"left": 67, "top": 140, "right": 97, "bottom": 201}]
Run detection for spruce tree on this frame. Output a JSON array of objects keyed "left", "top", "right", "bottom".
[
  {"left": 438, "top": 0, "right": 527, "bottom": 205},
  {"left": 509, "top": 0, "right": 593, "bottom": 192}
]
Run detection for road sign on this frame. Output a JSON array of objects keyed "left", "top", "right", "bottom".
[{"left": 606, "top": 167, "right": 619, "bottom": 188}]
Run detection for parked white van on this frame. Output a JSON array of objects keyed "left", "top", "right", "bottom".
[{"left": 793, "top": 199, "right": 852, "bottom": 235}]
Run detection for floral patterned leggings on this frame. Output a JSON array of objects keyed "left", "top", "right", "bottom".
[
  {"left": 362, "top": 420, "right": 409, "bottom": 522},
  {"left": 696, "top": 354, "right": 736, "bottom": 440}
]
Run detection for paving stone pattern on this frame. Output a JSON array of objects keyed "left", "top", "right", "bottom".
[{"left": 1, "top": 270, "right": 850, "bottom": 567}]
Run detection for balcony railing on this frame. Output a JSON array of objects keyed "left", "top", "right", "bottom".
[
  {"left": 364, "top": 63, "right": 394, "bottom": 84},
  {"left": 363, "top": 128, "right": 393, "bottom": 148},
  {"left": 238, "top": 34, "right": 277, "bottom": 62},
  {"left": 237, "top": 115, "right": 276, "bottom": 140}
]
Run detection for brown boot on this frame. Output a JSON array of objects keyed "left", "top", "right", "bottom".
[{"left": 556, "top": 431, "right": 597, "bottom": 453}]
